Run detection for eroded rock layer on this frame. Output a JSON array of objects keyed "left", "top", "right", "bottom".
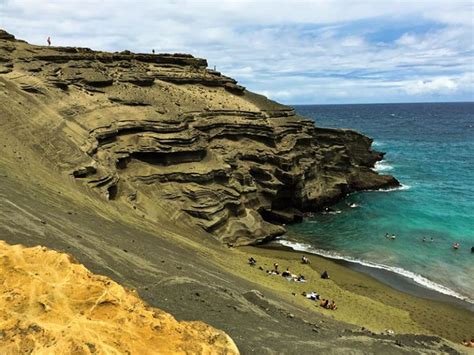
[
  {"left": 0, "top": 29, "right": 398, "bottom": 245},
  {"left": 0, "top": 240, "right": 239, "bottom": 354}
]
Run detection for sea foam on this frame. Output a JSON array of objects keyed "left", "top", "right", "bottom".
[
  {"left": 376, "top": 184, "right": 411, "bottom": 192},
  {"left": 276, "top": 239, "right": 474, "bottom": 304},
  {"left": 373, "top": 161, "right": 394, "bottom": 172}
]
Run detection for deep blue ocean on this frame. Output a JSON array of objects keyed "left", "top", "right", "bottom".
[{"left": 282, "top": 102, "right": 474, "bottom": 303}]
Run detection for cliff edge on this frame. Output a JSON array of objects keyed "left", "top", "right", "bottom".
[{"left": 0, "top": 29, "right": 398, "bottom": 245}]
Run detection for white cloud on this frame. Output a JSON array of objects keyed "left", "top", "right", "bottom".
[
  {"left": 405, "top": 77, "right": 458, "bottom": 94},
  {"left": 0, "top": 0, "right": 473, "bottom": 103}
]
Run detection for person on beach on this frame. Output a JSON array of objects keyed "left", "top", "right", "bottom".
[
  {"left": 422, "top": 237, "right": 426, "bottom": 242},
  {"left": 296, "top": 274, "right": 306, "bottom": 282},
  {"left": 453, "top": 242, "right": 460, "bottom": 249},
  {"left": 248, "top": 257, "right": 256, "bottom": 266},
  {"left": 282, "top": 267, "right": 291, "bottom": 277},
  {"left": 306, "top": 291, "right": 319, "bottom": 300},
  {"left": 329, "top": 300, "right": 337, "bottom": 310},
  {"left": 321, "top": 270, "right": 329, "bottom": 279},
  {"left": 462, "top": 339, "right": 474, "bottom": 347},
  {"left": 385, "top": 233, "right": 389, "bottom": 239},
  {"left": 320, "top": 299, "right": 329, "bottom": 308},
  {"left": 301, "top": 255, "right": 310, "bottom": 264},
  {"left": 273, "top": 263, "right": 279, "bottom": 271}
]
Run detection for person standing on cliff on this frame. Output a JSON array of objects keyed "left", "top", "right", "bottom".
[{"left": 47, "top": 36, "right": 51, "bottom": 46}]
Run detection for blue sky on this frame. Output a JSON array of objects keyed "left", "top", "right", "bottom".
[{"left": 1, "top": 0, "right": 473, "bottom": 104}]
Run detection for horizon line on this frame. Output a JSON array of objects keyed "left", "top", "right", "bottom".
[{"left": 289, "top": 100, "right": 474, "bottom": 106}]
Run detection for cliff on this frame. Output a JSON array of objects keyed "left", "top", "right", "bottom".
[
  {"left": 0, "top": 240, "right": 238, "bottom": 354},
  {"left": 0, "top": 30, "right": 468, "bottom": 354},
  {"left": 0, "top": 29, "right": 398, "bottom": 246}
]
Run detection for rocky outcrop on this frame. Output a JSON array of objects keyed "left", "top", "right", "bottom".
[
  {"left": 0, "top": 29, "right": 398, "bottom": 246},
  {"left": 0, "top": 240, "right": 239, "bottom": 354}
]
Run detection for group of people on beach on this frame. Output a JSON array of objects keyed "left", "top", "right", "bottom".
[
  {"left": 263, "top": 262, "right": 307, "bottom": 282},
  {"left": 247, "top": 255, "right": 337, "bottom": 311},
  {"left": 301, "top": 291, "right": 337, "bottom": 310}
]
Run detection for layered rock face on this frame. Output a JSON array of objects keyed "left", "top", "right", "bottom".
[
  {"left": 0, "top": 240, "right": 239, "bottom": 354},
  {"left": 0, "top": 29, "right": 398, "bottom": 245}
]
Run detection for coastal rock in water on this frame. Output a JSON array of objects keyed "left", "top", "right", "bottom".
[
  {"left": 0, "top": 29, "right": 399, "bottom": 245},
  {"left": 0, "top": 240, "right": 239, "bottom": 354}
]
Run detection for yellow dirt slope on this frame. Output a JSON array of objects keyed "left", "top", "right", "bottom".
[{"left": 0, "top": 240, "right": 239, "bottom": 355}]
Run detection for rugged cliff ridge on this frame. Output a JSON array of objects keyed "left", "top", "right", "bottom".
[
  {"left": 0, "top": 240, "right": 239, "bottom": 354},
  {"left": 0, "top": 29, "right": 398, "bottom": 245}
]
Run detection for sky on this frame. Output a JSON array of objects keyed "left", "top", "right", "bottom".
[{"left": 0, "top": 0, "right": 473, "bottom": 104}]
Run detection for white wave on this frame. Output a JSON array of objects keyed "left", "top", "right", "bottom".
[
  {"left": 373, "top": 161, "right": 394, "bottom": 172},
  {"left": 372, "top": 140, "right": 385, "bottom": 147},
  {"left": 348, "top": 203, "right": 359, "bottom": 208},
  {"left": 323, "top": 210, "right": 342, "bottom": 215},
  {"left": 276, "top": 239, "right": 474, "bottom": 304},
  {"left": 376, "top": 184, "right": 411, "bottom": 192}
]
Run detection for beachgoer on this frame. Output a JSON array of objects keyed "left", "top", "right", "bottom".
[
  {"left": 301, "top": 255, "right": 310, "bottom": 264},
  {"left": 422, "top": 237, "right": 426, "bottom": 242},
  {"left": 248, "top": 257, "right": 256, "bottom": 266},
  {"left": 47, "top": 36, "right": 51, "bottom": 46},
  {"left": 321, "top": 270, "right": 329, "bottom": 279},
  {"left": 453, "top": 242, "right": 460, "bottom": 249},
  {"left": 306, "top": 291, "right": 319, "bottom": 301},
  {"left": 430, "top": 237, "right": 434, "bottom": 242},
  {"left": 297, "top": 274, "right": 305, "bottom": 282},
  {"left": 385, "top": 233, "right": 389, "bottom": 239},
  {"left": 329, "top": 300, "right": 337, "bottom": 310},
  {"left": 282, "top": 267, "right": 291, "bottom": 277},
  {"left": 152, "top": 49, "right": 155, "bottom": 54},
  {"left": 320, "top": 299, "right": 329, "bottom": 308},
  {"left": 273, "top": 263, "right": 279, "bottom": 271}
]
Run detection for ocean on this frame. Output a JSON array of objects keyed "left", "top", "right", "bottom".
[{"left": 280, "top": 102, "right": 474, "bottom": 304}]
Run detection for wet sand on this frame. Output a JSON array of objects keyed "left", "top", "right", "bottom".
[{"left": 336, "top": 258, "right": 474, "bottom": 312}]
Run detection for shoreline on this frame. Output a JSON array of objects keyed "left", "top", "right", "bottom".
[
  {"left": 230, "top": 243, "right": 474, "bottom": 344},
  {"left": 263, "top": 242, "right": 474, "bottom": 312}
]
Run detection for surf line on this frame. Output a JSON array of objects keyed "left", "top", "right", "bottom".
[{"left": 276, "top": 239, "right": 474, "bottom": 304}]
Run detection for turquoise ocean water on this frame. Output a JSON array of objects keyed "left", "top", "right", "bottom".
[{"left": 282, "top": 103, "right": 474, "bottom": 303}]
